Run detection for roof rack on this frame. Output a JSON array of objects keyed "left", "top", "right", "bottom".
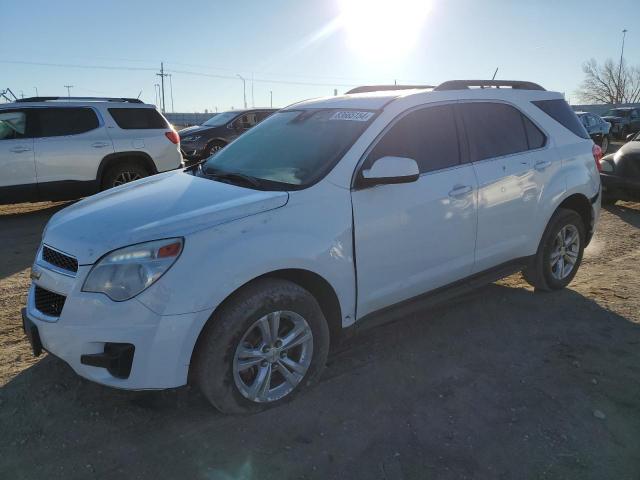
[
  {"left": 433, "top": 80, "right": 545, "bottom": 91},
  {"left": 346, "top": 85, "right": 435, "bottom": 94},
  {"left": 15, "top": 96, "right": 144, "bottom": 103}
]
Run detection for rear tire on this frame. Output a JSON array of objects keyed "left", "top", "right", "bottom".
[
  {"left": 101, "top": 162, "right": 149, "bottom": 190},
  {"left": 207, "top": 141, "right": 226, "bottom": 158},
  {"left": 193, "top": 278, "right": 330, "bottom": 414},
  {"left": 522, "top": 208, "right": 586, "bottom": 291}
]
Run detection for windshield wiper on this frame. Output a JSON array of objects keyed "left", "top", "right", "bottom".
[{"left": 200, "top": 166, "right": 262, "bottom": 189}]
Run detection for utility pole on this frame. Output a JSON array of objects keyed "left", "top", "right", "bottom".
[
  {"left": 270, "top": 90, "right": 273, "bottom": 108},
  {"left": 251, "top": 73, "right": 254, "bottom": 108},
  {"left": 154, "top": 83, "right": 160, "bottom": 107},
  {"left": 156, "top": 62, "right": 169, "bottom": 112},
  {"left": 236, "top": 74, "right": 247, "bottom": 109},
  {"left": 34, "top": 87, "right": 39, "bottom": 97},
  {"left": 492, "top": 67, "right": 499, "bottom": 80},
  {"left": 617, "top": 29, "right": 628, "bottom": 104},
  {"left": 168, "top": 73, "right": 175, "bottom": 113},
  {"left": 64, "top": 85, "right": 73, "bottom": 98}
]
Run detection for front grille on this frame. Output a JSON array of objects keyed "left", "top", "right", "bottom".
[
  {"left": 42, "top": 246, "right": 78, "bottom": 273},
  {"left": 34, "top": 286, "right": 66, "bottom": 317}
]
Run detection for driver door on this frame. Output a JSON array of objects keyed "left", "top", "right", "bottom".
[{"left": 351, "top": 104, "right": 478, "bottom": 318}]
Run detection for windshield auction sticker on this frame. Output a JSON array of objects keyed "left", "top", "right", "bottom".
[{"left": 330, "top": 111, "right": 374, "bottom": 121}]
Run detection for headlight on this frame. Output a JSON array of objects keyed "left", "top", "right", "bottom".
[
  {"left": 181, "top": 135, "right": 201, "bottom": 142},
  {"left": 82, "top": 238, "right": 183, "bottom": 301}
]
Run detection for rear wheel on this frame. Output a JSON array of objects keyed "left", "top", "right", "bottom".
[
  {"left": 101, "top": 162, "right": 149, "bottom": 190},
  {"left": 207, "top": 141, "right": 226, "bottom": 157},
  {"left": 619, "top": 126, "right": 628, "bottom": 140},
  {"left": 522, "top": 208, "right": 585, "bottom": 291},
  {"left": 194, "top": 279, "right": 330, "bottom": 414}
]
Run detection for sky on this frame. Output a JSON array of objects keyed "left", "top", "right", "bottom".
[{"left": 1, "top": 0, "right": 639, "bottom": 113}]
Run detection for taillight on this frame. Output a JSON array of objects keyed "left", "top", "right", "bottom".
[
  {"left": 165, "top": 131, "right": 180, "bottom": 144},
  {"left": 592, "top": 143, "right": 602, "bottom": 172}
]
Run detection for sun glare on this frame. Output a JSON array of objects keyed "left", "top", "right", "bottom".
[{"left": 339, "top": 0, "right": 432, "bottom": 59}]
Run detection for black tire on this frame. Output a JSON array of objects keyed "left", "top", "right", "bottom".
[
  {"left": 522, "top": 208, "right": 586, "bottom": 291},
  {"left": 619, "top": 127, "right": 628, "bottom": 140},
  {"left": 207, "top": 141, "right": 226, "bottom": 157},
  {"left": 193, "top": 278, "right": 330, "bottom": 414},
  {"left": 101, "top": 162, "right": 149, "bottom": 190},
  {"left": 600, "top": 135, "right": 609, "bottom": 154}
]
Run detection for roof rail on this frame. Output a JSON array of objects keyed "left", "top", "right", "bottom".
[
  {"left": 434, "top": 80, "right": 545, "bottom": 91},
  {"left": 346, "top": 85, "right": 435, "bottom": 94},
  {"left": 15, "top": 96, "right": 145, "bottom": 103}
]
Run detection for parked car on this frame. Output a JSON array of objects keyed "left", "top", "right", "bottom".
[
  {"left": 0, "top": 97, "right": 182, "bottom": 204},
  {"left": 601, "top": 107, "right": 640, "bottom": 140},
  {"left": 23, "top": 80, "right": 601, "bottom": 414},
  {"left": 600, "top": 130, "right": 640, "bottom": 203},
  {"left": 179, "top": 108, "right": 277, "bottom": 165},
  {"left": 576, "top": 111, "right": 611, "bottom": 154}
]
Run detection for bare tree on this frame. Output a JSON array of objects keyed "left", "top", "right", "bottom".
[{"left": 576, "top": 58, "right": 640, "bottom": 104}]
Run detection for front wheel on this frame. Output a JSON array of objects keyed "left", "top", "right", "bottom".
[
  {"left": 522, "top": 208, "right": 585, "bottom": 291},
  {"left": 193, "top": 279, "right": 330, "bottom": 414},
  {"left": 101, "top": 162, "right": 149, "bottom": 190}
]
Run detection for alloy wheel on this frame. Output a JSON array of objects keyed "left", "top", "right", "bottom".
[
  {"left": 232, "top": 310, "right": 314, "bottom": 403},
  {"left": 549, "top": 224, "right": 580, "bottom": 280},
  {"left": 113, "top": 171, "right": 142, "bottom": 187}
]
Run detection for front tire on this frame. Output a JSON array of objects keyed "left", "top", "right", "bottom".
[
  {"left": 522, "top": 208, "right": 585, "bottom": 291},
  {"left": 101, "top": 162, "right": 149, "bottom": 190},
  {"left": 193, "top": 279, "right": 330, "bottom": 414}
]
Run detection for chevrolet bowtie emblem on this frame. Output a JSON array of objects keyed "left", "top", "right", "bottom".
[{"left": 30, "top": 267, "right": 41, "bottom": 281}]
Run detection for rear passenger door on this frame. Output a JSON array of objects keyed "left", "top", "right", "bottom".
[
  {"left": 458, "top": 102, "right": 547, "bottom": 272},
  {"left": 352, "top": 104, "right": 478, "bottom": 318},
  {"left": 0, "top": 109, "right": 37, "bottom": 202},
  {"left": 32, "top": 107, "right": 114, "bottom": 194}
]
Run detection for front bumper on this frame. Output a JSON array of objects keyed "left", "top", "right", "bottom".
[{"left": 24, "top": 259, "right": 212, "bottom": 390}]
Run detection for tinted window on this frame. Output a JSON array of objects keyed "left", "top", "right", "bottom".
[
  {"left": 522, "top": 115, "right": 546, "bottom": 149},
  {"left": 108, "top": 108, "right": 167, "bottom": 129},
  {"left": 367, "top": 105, "right": 459, "bottom": 173},
  {"left": 532, "top": 99, "right": 589, "bottom": 139},
  {"left": 459, "top": 103, "right": 528, "bottom": 161},
  {"left": 0, "top": 110, "right": 27, "bottom": 140},
  {"left": 35, "top": 107, "right": 99, "bottom": 137}
]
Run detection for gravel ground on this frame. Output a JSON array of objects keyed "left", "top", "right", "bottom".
[{"left": 0, "top": 196, "right": 639, "bottom": 479}]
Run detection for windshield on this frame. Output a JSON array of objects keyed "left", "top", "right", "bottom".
[
  {"left": 603, "top": 109, "right": 630, "bottom": 117},
  {"left": 201, "top": 109, "right": 376, "bottom": 188},
  {"left": 202, "top": 112, "right": 238, "bottom": 127}
]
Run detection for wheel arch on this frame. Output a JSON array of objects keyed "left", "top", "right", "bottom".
[
  {"left": 556, "top": 192, "right": 594, "bottom": 244},
  {"left": 188, "top": 268, "right": 343, "bottom": 378},
  {"left": 96, "top": 151, "right": 158, "bottom": 184}
]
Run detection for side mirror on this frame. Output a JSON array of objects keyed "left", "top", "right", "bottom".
[
  {"left": 626, "top": 133, "right": 635, "bottom": 142},
  {"left": 359, "top": 156, "right": 419, "bottom": 187}
]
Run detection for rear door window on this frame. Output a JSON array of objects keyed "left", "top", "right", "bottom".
[
  {"left": 532, "top": 99, "right": 589, "bottom": 139},
  {"left": 35, "top": 107, "right": 99, "bottom": 137},
  {"left": 367, "top": 104, "right": 460, "bottom": 173},
  {"left": 522, "top": 115, "right": 546, "bottom": 149},
  {"left": 0, "top": 110, "right": 28, "bottom": 140},
  {"left": 458, "top": 102, "right": 529, "bottom": 161},
  {"left": 108, "top": 108, "right": 168, "bottom": 129}
]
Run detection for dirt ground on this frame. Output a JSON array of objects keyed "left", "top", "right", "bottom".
[{"left": 1, "top": 185, "right": 640, "bottom": 478}]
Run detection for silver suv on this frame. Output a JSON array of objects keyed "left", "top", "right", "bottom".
[{"left": 0, "top": 96, "right": 182, "bottom": 204}]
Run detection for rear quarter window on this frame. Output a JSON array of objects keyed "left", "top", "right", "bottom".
[
  {"left": 532, "top": 99, "right": 589, "bottom": 139},
  {"left": 108, "top": 108, "right": 168, "bottom": 129}
]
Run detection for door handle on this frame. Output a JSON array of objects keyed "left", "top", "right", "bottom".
[
  {"left": 10, "top": 146, "right": 31, "bottom": 153},
  {"left": 91, "top": 142, "right": 111, "bottom": 148},
  {"left": 534, "top": 160, "right": 552, "bottom": 171},
  {"left": 448, "top": 185, "right": 472, "bottom": 197}
]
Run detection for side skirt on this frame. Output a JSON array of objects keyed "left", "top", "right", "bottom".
[{"left": 347, "top": 257, "right": 532, "bottom": 335}]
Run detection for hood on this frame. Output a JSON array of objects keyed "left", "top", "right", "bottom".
[
  {"left": 179, "top": 125, "right": 218, "bottom": 138},
  {"left": 614, "top": 139, "right": 640, "bottom": 159},
  {"left": 601, "top": 116, "right": 622, "bottom": 123},
  {"left": 44, "top": 171, "right": 289, "bottom": 264}
]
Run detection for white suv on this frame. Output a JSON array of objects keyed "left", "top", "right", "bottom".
[
  {"left": 23, "top": 80, "right": 601, "bottom": 413},
  {"left": 0, "top": 97, "right": 182, "bottom": 204}
]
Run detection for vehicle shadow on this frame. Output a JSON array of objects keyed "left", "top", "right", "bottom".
[
  {"left": 605, "top": 202, "right": 640, "bottom": 229},
  {"left": 0, "top": 202, "right": 69, "bottom": 280},
  {"left": 1, "top": 283, "right": 639, "bottom": 479}
]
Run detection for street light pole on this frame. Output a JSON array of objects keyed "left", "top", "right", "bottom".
[
  {"left": 617, "top": 29, "right": 628, "bottom": 104},
  {"left": 64, "top": 85, "right": 74, "bottom": 98},
  {"left": 236, "top": 74, "right": 247, "bottom": 109}
]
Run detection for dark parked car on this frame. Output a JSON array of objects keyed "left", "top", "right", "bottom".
[
  {"left": 179, "top": 109, "right": 276, "bottom": 165},
  {"left": 576, "top": 111, "right": 611, "bottom": 154},
  {"left": 600, "top": 131, "right": 640, "bottom": 203},
  {"left": 601, "top": 107, "right": 640, "bottom": 140}
]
